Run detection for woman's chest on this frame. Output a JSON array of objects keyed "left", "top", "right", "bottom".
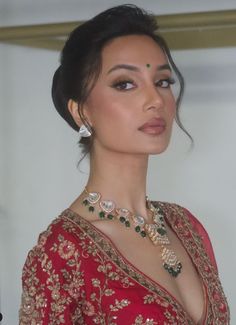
[
  {"left": 80, "top": 254, "right": 194, "bottom": 325},
  {"left": 63, "top": 210, "right": 230, "bottom": 324},
  {"left": 93, "top": 219, "right": 205, "bottom": 321}
]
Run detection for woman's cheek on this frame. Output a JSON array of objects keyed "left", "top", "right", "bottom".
[{"left": 167, "top": 96, "right": 176, "bottom": 118}]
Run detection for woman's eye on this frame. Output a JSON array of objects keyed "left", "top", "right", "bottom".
[
  {"left": 156, "top": 78, "right": 175, "bottom": 89},
  {"left": 112, "top": 80, "right": 135, "bottom": 91}
]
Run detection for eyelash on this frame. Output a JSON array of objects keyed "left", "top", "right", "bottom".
[
  {"left": 111, "top": 78, "right": 176, "bottom": 91},
  {"left": 156, "top": 78, "right": 176, "bottom": 88}
]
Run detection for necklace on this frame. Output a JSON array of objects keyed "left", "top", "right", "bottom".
[{"left": 82, "top": 187, "right": 182, "bottom": 277}]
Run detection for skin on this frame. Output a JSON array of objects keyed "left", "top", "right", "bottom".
[
  {"left": 69, "top": 35, "right": 176, "bottom": 215},
  {"left": 68, "top": 35, "right": 204, "bottom": 323}
]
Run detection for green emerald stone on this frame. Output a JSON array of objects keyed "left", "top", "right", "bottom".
[
  {"left": 119, "top": 216, "right": 126, "bottom": 223},
  {"left": 157, "top": 228, "right": 166, "bottom": 236},
  {"left": 163, "top": 264, "right": 181, "bottom": 277},
  {"left": 135, "top": 226, "right": 141, "bottom": 233},
  {"left": 99, "top": 211, "right": 105, "bottom": 219},
  {"left": 83, "top": 199, "right": 89, "bottom": 206},
  {"left": 125, "top": 221, "right": 130, "bottom": 227},
  {"left": 89, "top": 206, "right": 95, "bottom": 212},
  {"left": 140, "top": 231, "right": 146, "bottom": 237},
  {"left": 107, "top": 214, "right": 114, "bottom": 220}
]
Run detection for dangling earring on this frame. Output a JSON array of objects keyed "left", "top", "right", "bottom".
[{"left": 79, "top": 124, "right": 92, "bottom": 137}]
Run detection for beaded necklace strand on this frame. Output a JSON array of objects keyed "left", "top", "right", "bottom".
[{"left": 82, "top": 187, "right": 182, "bottom": 277}]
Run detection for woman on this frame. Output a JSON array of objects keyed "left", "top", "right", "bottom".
[{"left": 19, "top": 5, "right": 229, "bottom": 324}]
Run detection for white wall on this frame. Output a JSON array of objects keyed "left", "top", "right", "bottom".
[
  {"left": 1, "top": 1, "right": 236, "bottom": 324},
  {"left": 1, "top": 0, "right": 236, "bottom": 26}
]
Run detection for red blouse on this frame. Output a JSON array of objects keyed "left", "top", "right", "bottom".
[{"left": 19, "top": 202, "right": 230, "bottom": 324}]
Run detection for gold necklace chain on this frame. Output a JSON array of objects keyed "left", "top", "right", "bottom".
[{"left": 82, "top": 187, "right": 182, "bottom": 277}]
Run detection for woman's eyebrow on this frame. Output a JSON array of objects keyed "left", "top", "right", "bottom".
[
  {"left": 157, "top": 63, "right": 171, "bottom": 72},
  {"left": 107, "top": 63, "right": 171, "bottom": 74},
  {"left": 107, "top": 64, "right": 138, "bottom": 74}
]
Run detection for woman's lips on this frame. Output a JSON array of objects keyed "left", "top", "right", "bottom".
[{"left": 138, "top": 118, "right": 166, "bottom": 135}]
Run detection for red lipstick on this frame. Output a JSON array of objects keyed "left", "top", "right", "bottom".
[{"left": 138, "top": 117, "right": 166, "bottom": 135}]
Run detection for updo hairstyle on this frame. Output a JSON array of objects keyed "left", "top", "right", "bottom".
[{"left": 52, "top": 4, "right": 189, "bottom": 157}]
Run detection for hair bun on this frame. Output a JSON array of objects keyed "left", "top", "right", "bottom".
[{"left": 51, "top": 66, "right": 79, "bottom": 131}]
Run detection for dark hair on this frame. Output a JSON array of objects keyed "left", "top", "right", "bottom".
[{"left": 52, "top": 4, "right": 192, "bottom": 158}]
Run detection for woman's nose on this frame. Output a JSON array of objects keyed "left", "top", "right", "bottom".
[{"left": 143, "top": 86, "right": 164, "bottom": 111}]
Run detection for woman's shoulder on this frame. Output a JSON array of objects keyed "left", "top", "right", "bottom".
[
  {"left": 23, "top": 210, "right": 89, "bottom": 271},
  {"left": 20, "top": 211, "right": 93, "bottom": 324},
  {"left": 152, "top": 200, "right": 207, "bottom": 230},
  {"left": 152, "top": 201, "right": 210, "bottom": 236},
  {"left": 32, "top": 211, "right": 81, "bottom": 248}
]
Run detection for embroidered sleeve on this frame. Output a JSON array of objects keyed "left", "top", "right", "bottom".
[
  {"left": 19, "top": 219, "right": 85, "bottom": 325},
  {"left": 182, "top": 207, "right": 218, "bottom": 270}
]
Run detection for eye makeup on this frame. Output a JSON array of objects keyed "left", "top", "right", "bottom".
[{"left": 110, "top": 78, "right": 136, "bottom": 91}]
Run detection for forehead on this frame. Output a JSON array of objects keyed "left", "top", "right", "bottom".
[{"left": 101, "top": 35, "right": 168, "bottom": 70}]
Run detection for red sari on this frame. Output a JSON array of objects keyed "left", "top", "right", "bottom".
[{"left": 19, "top": 202, "right": 230, "bottom": 324}]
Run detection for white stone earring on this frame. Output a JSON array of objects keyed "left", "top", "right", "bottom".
[{"left": 79, "top": 124, "right": 92, "bottom": 137}]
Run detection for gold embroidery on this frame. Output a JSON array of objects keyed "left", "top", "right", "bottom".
[
  {"left": 63, "top": 209, "right": 193, "bottom": 323},
  {"left": 133, "top": 314, "right": 158, "bottom": 325},
  {"left": 19, "top": 203, "right": 230, "bottom": 324},
  {"left": 64, "top": 204, "right": 230, "bottom": 323},
  {"left": 143, "top": 293, "right": 169, "bottom": 308},
  {"left": 109, "top": 299, "right": 131, "bottom": 311},
  {"left": 158, "top": 202, "right": 230, "bottom": 324},
  {"left": 19, "top": 230, "right": 85, "bottom": 324}
]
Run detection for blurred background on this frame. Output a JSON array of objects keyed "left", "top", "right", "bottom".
[{"left": 0, "top": 0, "right": 236, "bottom": 323}]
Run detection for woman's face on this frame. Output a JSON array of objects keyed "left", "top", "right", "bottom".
[{"left": 84, "top": 34, "right": 176, "bottom": 155}]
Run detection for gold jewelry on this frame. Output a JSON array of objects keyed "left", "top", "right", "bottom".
[{"left": 82, "top": 187, "right": 182, "bottom": 277}]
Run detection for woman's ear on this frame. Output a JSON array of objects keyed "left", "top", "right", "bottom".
[
  {"left": 67, "top": 99, "right": 92, "bottom": 128},
  {"left": 67, "top": 99, "right": 82, "bottom": 128}
]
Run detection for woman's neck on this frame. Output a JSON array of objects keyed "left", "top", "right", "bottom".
[{"left": 86, "top": 149, "right": 149, "bottom": 217}]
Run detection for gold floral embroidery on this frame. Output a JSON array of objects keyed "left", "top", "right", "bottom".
[
  {"left": 109, "top": 299, "right": 130, "bottom": 311},
  {"left": 133, "top": 315, "right": 158, "bottom": 325},
  {"left": 143, "top": 293, "right": 169, "bottom": 308},
  {"left": 158, "top": 202, "right": 230, "bottom": 324},
  {"left": 64, "top": 205, "right": 230, "bottom": 323},
  {"left": 63, "top": 210, "right": 192, "bottom": 323},
  {"left": 164, "top": 310, "right": 179, "bottom": 323},
  {"left": 58, "top": 239, "right": 75, "bottom": 259},
  {"left": 82, "top": 300, "right": 95, "bottom": 316},
  {"left": 19, "top": 223, "right": 86, "bottom": 324},
  {"left": 19, "top": 203, "right": 230, "bottom": 324},
  {"left": 20, "top": 216, "right": 136, "bottom": 324},
  {"left": 87, "top": 257, "right": 131, "bottom": 323}
]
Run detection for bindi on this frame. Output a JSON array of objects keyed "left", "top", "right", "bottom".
[{"left": 146, "top": 63, "right": 151, "bottom": 68}]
